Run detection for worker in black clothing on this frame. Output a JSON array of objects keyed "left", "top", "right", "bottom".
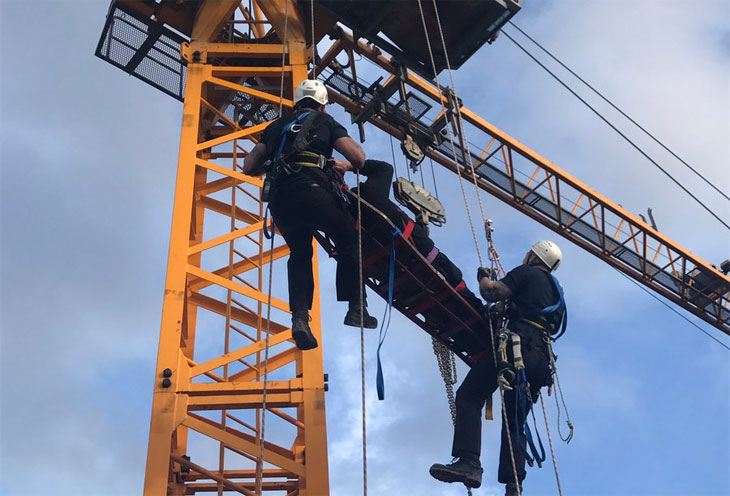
[
  {"left": 243, "top": 79, "right": 377, "bottom": 351},
  {"left": 334, "top": 158, "right": 483, "bottom": 313},
  {"left": 430, "top": 240, "right": 565, "bottom": 496}
]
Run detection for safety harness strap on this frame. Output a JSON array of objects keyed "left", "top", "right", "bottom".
[{"left": 376, "top": 227, "right": 401, "bottom": 401}]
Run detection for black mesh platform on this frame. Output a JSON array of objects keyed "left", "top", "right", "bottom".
[{"left": 95, "top": 2, "right": 187, "bottom": 101}]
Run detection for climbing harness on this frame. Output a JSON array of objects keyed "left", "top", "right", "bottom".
[{"left": 518, "top": 273, "right": 568, "bottom": 341}]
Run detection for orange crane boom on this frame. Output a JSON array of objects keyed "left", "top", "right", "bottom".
[{"left": 94, "top": 1, "right": 729, "bottom": 494}]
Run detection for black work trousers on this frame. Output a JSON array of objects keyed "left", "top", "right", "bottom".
[
  {"left": 451, "top": 322, "right": 552, "bottom": 484},
  {"left": 270, "top": 181, "right": 362, "bottom": 312}
]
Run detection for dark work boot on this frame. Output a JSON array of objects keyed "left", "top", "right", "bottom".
[
  {"left": 429, "top": 456, "right": 483, "bottom": 488},
  {"left": 505, "top": 482, "right": 523, "bottom": 496},
  {"left": 291, "top": 311, "right": 318, "bottom": 350},
  {"left": 344, "top": 301, "right": 378, "bottom": 329}
]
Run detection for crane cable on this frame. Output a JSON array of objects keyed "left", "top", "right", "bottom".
[
  {"left": 415, "top": 1, "right": 521, "bottom": 493},
  {"left": 507, "top": 21, "right": 730, "bottom": 204},
  {"left": 256, "top": 3, "right": 290, "bottom": 493},
  {"left": 501, "top": 29, "right": 730, "bottom": 232}
]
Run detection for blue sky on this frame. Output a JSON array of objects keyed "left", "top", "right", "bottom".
[{"left": 1, "top": 1, "right": 729, "bottom": 495}]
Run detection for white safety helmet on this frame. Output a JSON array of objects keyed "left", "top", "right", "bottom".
[
  {"left": 294, "top": 79, "right": 328, "bottom": 106},
  {"left": 530, "top": 240, "right": 562, "bottom": 272}
]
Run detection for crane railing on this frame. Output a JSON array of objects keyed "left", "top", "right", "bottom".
[{"left": 315, "top": 28, "right": 730, "bottom": 335}]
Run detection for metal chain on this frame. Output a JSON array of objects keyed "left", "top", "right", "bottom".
[
  {"left": 256, "top": 3, "right": 289, "bottom": 493},
  {"left": 540, "top": 393, "right": 564, "bottom": 496},
  {"left": 432, "top": 337, "right": 458, "bottom": 425}
]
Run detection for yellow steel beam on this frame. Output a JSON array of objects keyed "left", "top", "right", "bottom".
[{"left": 191, "top": 0, "right": 240, "bottom": 42}]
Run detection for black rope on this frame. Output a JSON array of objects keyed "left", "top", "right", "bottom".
[
  {"left": 617, "top": 270, "right": 730, "bottom": 351},
  {"left": 508, "top": 22, "right": 730, "bottom": 204},
  {"left": 502, "top": 29, "right": 730, "bottom": 232}
]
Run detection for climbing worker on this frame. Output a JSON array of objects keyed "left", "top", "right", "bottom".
[
  {"left": 334, "top": 158, "right": 483, "bottom": 313},
  {"left": 429, "top": 240, "right": 566, "bottom": 495},
  {"left": 242, "top": 79, "right": 378, "bottom": 351}
]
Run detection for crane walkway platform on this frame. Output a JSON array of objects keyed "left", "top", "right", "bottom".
[{"left": 316, "top": 194, "right": 491, "bottom": 365}]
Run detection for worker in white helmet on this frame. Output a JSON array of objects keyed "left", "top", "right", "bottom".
[
  {"left": 243, "top": 79, "right": 378, "bottom": 350},
  {"left": 431, "top": 241, "right": 567, "bottom": 496}
]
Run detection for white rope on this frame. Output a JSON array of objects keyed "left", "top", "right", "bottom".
[
  {"left": 415, "top": 0, "right": 483, "bottom": 266},
  {"left": 416, "top": 1, "right": 517, "bottom": 492},
  {"left": 428, "top": 0, "right": 489, "bottom": 230},
  {"left": 540, "top": 392, "right": 564, "bottom": 496},
  {"left": 256, "top": 4, "right": 289, "bottom": 493},
  {"left": 356, "top": 170, "right": 368, "bottom": 495}
]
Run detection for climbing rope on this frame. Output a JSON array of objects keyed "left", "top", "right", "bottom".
[
  {"left": 355, "top": 169, "right": 369, "bottom": 496},
  {"left": 484, "top": 221, "right": 522, "bottom": 494},
  {"left": 546, "top": 338, "right": 574, "bottom": 443},
  {"left": 427, "top": 0, "right": 490, "bottom": 238},
  {"left": 416, "top": 0, "right": 484, "bottom": 267},
  {"left": 540, "top": 393, "right": 564, "bottom": 496},
  {"left": 256, "top": 4, "right": 289, "bottom": 493},
  {"left": 415, "top": 1, "right": 520, "bottom": 492}
]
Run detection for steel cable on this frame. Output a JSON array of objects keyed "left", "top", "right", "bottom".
[
  {"left": 508, "top": 21, "right": 730, "bottom": 204},
  {"left": 501, "top": 29, "right": 730, "bottom": 232}
]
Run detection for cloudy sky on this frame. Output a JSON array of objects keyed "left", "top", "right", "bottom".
[{"left": 1, "top": 1, "right": 729, "bottom": 496}]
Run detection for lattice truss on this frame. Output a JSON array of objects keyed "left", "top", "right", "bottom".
[
  {"left": 143, "top": 44, "right": 330, "bottom": 495},
  {"left": 314, "top": 29, "right": 730, "bottom": 334}
]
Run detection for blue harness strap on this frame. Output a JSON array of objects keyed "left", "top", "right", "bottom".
[
  {"left": 513, "top": 368, "right": 546, "bottom": 468},
  {"left": 539, "top": 273, "right": 567, "bottom": 341},
  {"left": 376, "top": 227, "right": 400, "bottom": 401},
  {"left": 271, "top": 111, "right": 311, "bottom": 170}
]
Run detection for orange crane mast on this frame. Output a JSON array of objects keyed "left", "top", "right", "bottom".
[{"left": 94, "top": 1, "right": 729, "bottom": 494}]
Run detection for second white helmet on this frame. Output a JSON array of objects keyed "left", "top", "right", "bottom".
[
  {"left": 294, "top": 79, "right": 328, "bottom": 106},
  {"left": 530, "top": 240, "right": 562, "bottom": 272}
]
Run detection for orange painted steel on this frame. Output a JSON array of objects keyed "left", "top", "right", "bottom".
[
  {"left": 317, "top": 28, "right": 729, "bottom": 335},
  {"left": 142, "top": 2, "right": 329, "bottom": 494}
]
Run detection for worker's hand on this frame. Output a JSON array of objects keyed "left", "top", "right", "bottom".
[
  {"left": 330, "top": 158, "right": 353, "bottom": 173},
  {"left": 477, "top": 266, "right": 496, "bottom": 282}
]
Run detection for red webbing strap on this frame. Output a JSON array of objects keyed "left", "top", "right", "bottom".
[{"left": 402, "top": 219, "right": 415, "bottom": 241}]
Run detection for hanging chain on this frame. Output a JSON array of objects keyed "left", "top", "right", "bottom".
[{"left": 432, "top": 337, "right": 458, "bottom": 424}]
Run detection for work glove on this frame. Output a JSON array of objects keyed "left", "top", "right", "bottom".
[{"left": 476, "top": 266, "right": 496, "bottom": 282}]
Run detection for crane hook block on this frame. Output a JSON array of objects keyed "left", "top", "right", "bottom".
[
  {"left": 393, "top": 177, "right": 446, "bottom": 227},
  {"left": 401, "top": 135, "right": 425, "bottom": 169}
]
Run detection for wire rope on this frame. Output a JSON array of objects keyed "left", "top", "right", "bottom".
[
  {"left": 501, "top": 29, "right": 730, "bottom": 232},
  {"left": 508, "top": 21, "right": 730, "bottom": 204}
]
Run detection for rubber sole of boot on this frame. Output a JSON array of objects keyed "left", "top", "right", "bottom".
[
  {"left": 429, "top": 464, "right": 482, "bottom": 489},
  {"left": 343, "top": 313, "right": 378, "bottom": 329},
  {"left": 292, "top": 328, "right": 318, "bottom": 350}
]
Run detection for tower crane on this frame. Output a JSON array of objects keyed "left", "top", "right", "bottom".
[{"left": 95, "top": 1, "right": 730, "bottom": 494}]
